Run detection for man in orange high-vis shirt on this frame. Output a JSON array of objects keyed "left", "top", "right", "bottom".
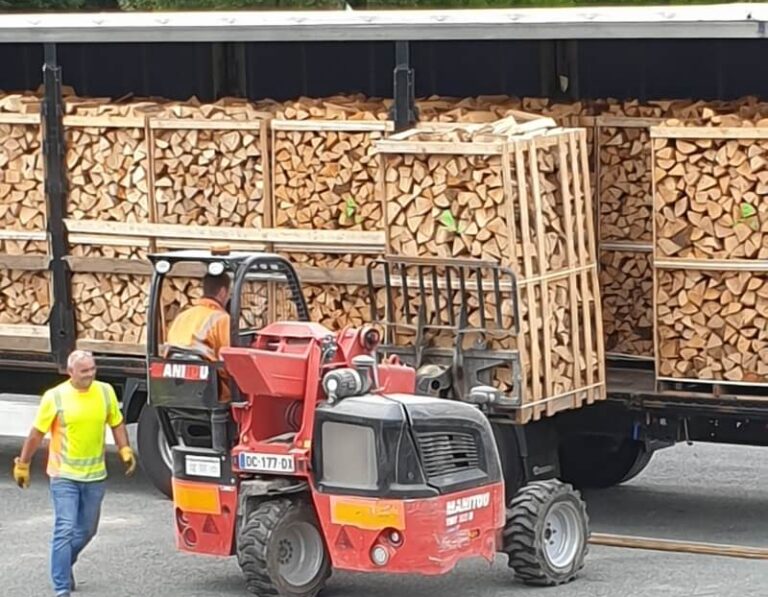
[
  {"left": 165, "top": 272, "right": 232, "bottom": 400},
  {"left": 12, "top": 350, "right": 136, "bottom": 597}
]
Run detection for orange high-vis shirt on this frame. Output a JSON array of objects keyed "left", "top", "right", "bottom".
[{"left": 166, "top": 298, "right": 231, "bottom": 361}]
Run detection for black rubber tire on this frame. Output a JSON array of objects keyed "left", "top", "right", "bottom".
[
  {"left": 237, "top": 498, "right": 331, "bottom": 597},
  {"left": 503, "top": 479, "right": 589, "bottom": 586},
  {"left": 618, "top": 447, "right": 654, "bottom": 484},
  {"left": 136, "top": 404, "right": 173, "bottom": 499},
  {"left": 559, "top": 435, "right": 653, "bottom": 489}
]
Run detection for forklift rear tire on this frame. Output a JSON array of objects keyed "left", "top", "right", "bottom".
[
  {"left": 503, "top": 479, "right": 588, "bottom": 586},
  {"left": 237, "top": 498, "right": 331, "bottom": 597},
  {"left": 136, "top": 405, "right": 173, "bottom": 499}
]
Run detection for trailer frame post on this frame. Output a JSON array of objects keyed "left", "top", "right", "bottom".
[
  {"left": 390, "top": 41, "right": 418, "bottom": 132},
  {"left": 42, "top": 43, "right": 76, "bottom": 371}
]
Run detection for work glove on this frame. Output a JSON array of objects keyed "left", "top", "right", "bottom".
[
  {"left": 119, "top": 447, "right": 137, "bottom": 477},
  {"left": 13, "top": 458, "right": 30, "bottom": 489}
]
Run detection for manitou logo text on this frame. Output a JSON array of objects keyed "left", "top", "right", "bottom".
[
  {"left": 445, "top": 492, "right": 490, "bottom": 527},
  {"left": 150, "top": 363, "right": 210, "bottom": 381}
]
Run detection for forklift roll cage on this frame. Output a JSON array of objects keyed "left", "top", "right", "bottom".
[{"left": 145, "top": 250, "right": 311, "bottom": 453}]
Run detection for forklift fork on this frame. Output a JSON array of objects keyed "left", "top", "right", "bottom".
[{"left": 366, "top": 256, "right": 523, "bottom": 409}]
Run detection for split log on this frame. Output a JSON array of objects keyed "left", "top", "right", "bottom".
[
  {"left": 0, "top": 270, "right": 50, "bottom": 325},
  {"left": 656, "top": 269, "right": 768, "bottom": 382},
  {"left": 599, "top": 250, "right": 654, "bottom": 357}
]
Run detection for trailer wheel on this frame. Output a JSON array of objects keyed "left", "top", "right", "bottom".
[
  {"left": 136, "top": 404, "right": 173, "bottom": 498},
  {"left": 559, "top": 436, "right": 653, "bottom": 488},
  {"left": 237, "top": 498, "right": 330, "bottom": 597},
  {"left": 503, "top": 479, "right": 588, "bottom": 586}
]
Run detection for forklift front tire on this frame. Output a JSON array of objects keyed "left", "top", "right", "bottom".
[
  {"left": 237, "top": 498, "right": 330, "bottom": 597},
  {"left": 503, "top": 479, "right": 589, "bottom": 586}
]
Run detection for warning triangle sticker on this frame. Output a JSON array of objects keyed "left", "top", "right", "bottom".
[
  {"left": 335, "top": 526, "right": 354, "bottom": 550},
  {"left": 202, "top": 516, "right": 219, "bottom": 534}
]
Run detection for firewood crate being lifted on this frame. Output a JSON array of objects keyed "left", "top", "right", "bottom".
[{"left": 374, "top": 114, "right": 606, "bottom": 423}]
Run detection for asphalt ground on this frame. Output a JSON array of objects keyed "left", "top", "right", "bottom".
[{"left": 0, "top": 432, "right": 766, "bottom": 597}]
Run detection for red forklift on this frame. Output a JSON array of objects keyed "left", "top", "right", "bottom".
[{"left": 146, "top": 249, "right": 589, "bottom": 596}]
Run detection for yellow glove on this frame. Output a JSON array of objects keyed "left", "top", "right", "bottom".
[
  {"left": 13, "top": 458, "right": 30, "bottom": 489},
  {"left": 119, "top": 447, "right": 137, "bottom": 477}
]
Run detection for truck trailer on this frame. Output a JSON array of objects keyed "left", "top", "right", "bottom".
[{"left": 1, "top": 5, "right": 767, "bottom": 511}]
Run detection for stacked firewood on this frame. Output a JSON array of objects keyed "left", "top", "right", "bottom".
[
  {"left": 272, "top": 127, "right": 386, "bottom": 232},
  {"left": 0, "top": 117, "right": 46, "bottom": 256},
  {"left": 653, "top": 136, "right": 768, "bottom": 261},
  {"left": 599, "top": 251, "right": 654, "bottom": 356},
  {"left": 72, "top": 273, "right": 149, "bottom": 345},
  {"left": 271, "top": 97, "right": 390, "bottom": 325},
  {"left": 61, "top": 97, "right": 273, "bottom": 347},
  {"left": 0, "top": 271, "right": 50, "bottom": 325},
  {"left": 0, "top": 96, "right": 49, "bottom": 323},
  {"left": 656, "top": 270, "right": 768, "bottom": 381}
]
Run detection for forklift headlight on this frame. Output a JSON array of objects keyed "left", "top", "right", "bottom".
[
  {"left": 155, "top": 260, "right": 171, "bottom": 274},
  {"left": 360, "top": 326, "right": 380, "bottom": 351},
  {"left": 208, "top": 261, "right": 225, "bottom": 276}
]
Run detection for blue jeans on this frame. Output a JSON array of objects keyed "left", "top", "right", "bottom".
[{"left": 50, "top": 478, "right": 107, "bottom": 595}]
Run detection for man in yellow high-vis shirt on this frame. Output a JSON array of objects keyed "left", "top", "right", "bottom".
[{"left": 12, "top": 350, "right": 136, "bottom": 597}]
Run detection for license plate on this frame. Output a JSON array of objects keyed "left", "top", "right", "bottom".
[
  {"left": 238, "top": 452, "right": 296, "bottom": 474},
  {"left": 185, "top": 455, "right": 221, "bottom": 479}
]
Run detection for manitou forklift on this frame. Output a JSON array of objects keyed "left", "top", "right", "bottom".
[{"left": 146, "top": 249, "right": 588, "bottom": 597}]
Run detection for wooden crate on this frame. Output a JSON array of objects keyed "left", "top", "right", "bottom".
[
  {"left": 0, "top": 113, "right": 50, "bottom": 351},
  {"left": 651, "top": 125, "right": 768, "bottom": 387},
  {"left": 62, "top": 110, "right": 274, "bottom": 354},
  {"left": 150, "top": 118, "right": 270, "bottom": 228},
  {"left": 376, "top": 118, "right": 605, "bottom": 422},
  {"left": 65, "top": 115, "right": 151, "bottom": 224},
  {"left": 594, "top": 116, "right": 663, "bottom": 360}
]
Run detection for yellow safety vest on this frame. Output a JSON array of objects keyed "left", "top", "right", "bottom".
[{"left": 33, "top": 380, "right": 123, "bottom": 482}]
